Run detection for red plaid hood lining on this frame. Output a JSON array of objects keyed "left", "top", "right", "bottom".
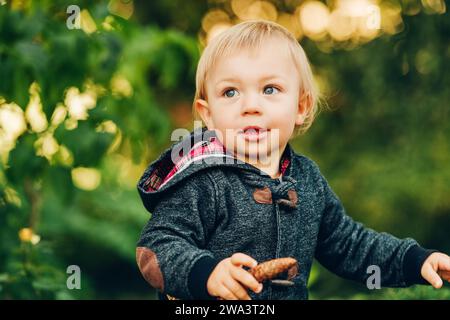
[{"left": 142, "top": 135, "right": 291, "bottom": 193}]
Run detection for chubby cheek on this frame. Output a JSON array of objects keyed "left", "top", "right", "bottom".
[
  {"left": 270, "top": 110, "right": 297, "bottom": 136},
  {"left": 211, "top": 113, "right": 237, "bottom": 132},
  {"left": 271, "top": 124, "right": 295, "bottom": 149}
]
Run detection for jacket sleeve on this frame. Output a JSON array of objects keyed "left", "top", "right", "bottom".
[
  {"left": 136, "top": 173, "right": 220, "bottom": 299},
  {"left": 312, "top": 163, "right": 436, "bottom": 288}
]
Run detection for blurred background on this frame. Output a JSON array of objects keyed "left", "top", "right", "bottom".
[{"left": 0, "top": 0, "right": 449, "bottom": 299}]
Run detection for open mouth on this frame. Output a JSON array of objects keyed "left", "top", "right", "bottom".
[{"left": 239, "top": 127, "right": 269, "bottom": 142}]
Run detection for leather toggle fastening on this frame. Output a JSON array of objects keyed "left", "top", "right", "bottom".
[
  {"left": 253, "top": 186, "right": 298, "bottom": 209},
  {"left": 275, "top": 189, "right": 298, "bottom": 209},
  {"left": 242, "top": 169, "right": 298, "bottom": 209},
  {"left": 253, "top": 186, "right": 273, "bottom": 204}
]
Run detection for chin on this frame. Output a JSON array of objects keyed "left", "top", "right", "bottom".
[{"left": 235, "top": 146, "right": 277, "bottom": 162}]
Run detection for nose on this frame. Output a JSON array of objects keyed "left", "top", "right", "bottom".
[{"left": 241, "top": 91, "right": 263, "bottom": 116}]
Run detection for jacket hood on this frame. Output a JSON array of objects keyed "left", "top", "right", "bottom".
[{"left": 137, "top": 127, "right": 294, "bottom": 213}]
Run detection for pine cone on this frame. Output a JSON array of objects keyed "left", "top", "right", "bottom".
[{"left": 250, "top": 257, "right": 298, "bottom": 282}]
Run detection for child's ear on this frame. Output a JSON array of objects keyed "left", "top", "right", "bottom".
[
  {"left": 295, "top": 91, "right": 312, "bottom": 126},
  {"left": 195, "top": 99, "right": 214, "bottom": 129}
]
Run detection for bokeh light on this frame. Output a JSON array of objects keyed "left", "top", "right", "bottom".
[
  {"left": 299, "top": 1, "right": 330, "bottom": 40},
  {"left": 71, "top": 167, "right": 102, "bottom": 191},
  {"left": 200, "top": 0, "right": 446, "bottom": 46},
  {"left": 25, "top": 83, "right": 48, "bottom": 133},
  {"left": 64, "top": 87, "right": 97, "bottom": 121}
]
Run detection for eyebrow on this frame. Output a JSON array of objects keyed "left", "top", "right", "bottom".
[{"left": 215, "top": 75, "right": 285, "bottom": 87}]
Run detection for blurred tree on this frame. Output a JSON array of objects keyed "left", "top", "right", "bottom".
[{"left": 0, "top": 0, "right": 200, "bottom": 299}]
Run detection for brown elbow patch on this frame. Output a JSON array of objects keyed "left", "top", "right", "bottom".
[{"left": 136, "top": 247, "right": 164, "bottom": 292}]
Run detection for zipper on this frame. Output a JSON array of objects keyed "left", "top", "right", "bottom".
[
  {"left": 269, "top": 197, "right": 282, "bottom": 300},
  {"left": 274, "top": 176, "right": 282, "bottom": 260},
  {"left": 275, "top": 202, "right": 281, "bottom": 256}
]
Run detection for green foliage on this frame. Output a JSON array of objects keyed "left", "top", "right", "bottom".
[
  {"left": 294, "top": 12, "right": 450, "bottom": 249},
  {"left": 383, "top": 285, "right": 450, "bottom": 300},
  {"left": 0, "top": 1, "right": 199, "bottom": 299}
]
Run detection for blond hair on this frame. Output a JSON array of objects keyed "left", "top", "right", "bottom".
[{"left": 193, "top": 20, "right": 322, "bottom": 135}]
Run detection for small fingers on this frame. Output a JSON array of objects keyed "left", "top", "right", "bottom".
[
  {"left": 230, "top": 253, "right": 258, "bottom": 269},
  {"left": 438, "top": 270, "right": 450, "bottom": 282},
  {"left": 218, "top": 285, "right": 240, "bottom": 300},
  {"left": 438, "top": 254, "right": 450, "bottom": 271},
  {"left": 422, "top": 263, "right": 443, "bottom": 288},
  {"left": 223, "top": 277, "right": 251, "bottom": 300},
  {"left": 230, "top": 266, "right": 263, "bottom": 293}
]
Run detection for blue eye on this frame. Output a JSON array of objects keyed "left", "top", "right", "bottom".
[
  {"left": 224, "top": 89, "right": 238, "bottom": 98},
  {"left": 264, "top": 86, "right": 279, "bottom": 95}
]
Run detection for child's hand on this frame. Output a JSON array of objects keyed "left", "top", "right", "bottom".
[
  {"left": 206, "top": 253, "right": 263, "bottom": 300},
  {"left": 421, "top": 252, "right": 450, "bottom": 288}
]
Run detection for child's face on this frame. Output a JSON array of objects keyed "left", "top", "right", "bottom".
[{"left": 196, "top": 36, "right": 307, "bottom": 165}]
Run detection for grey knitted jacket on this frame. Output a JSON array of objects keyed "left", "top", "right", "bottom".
[{"left": 136, "top": 128, "right": 434, "bottom": 300}]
